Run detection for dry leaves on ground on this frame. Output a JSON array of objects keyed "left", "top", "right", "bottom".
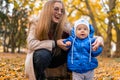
[
  {"left": 0, "top": 53, "right": 27, "bottom": 80},
  {"left": 0, "top": 53, "right": 120, "bottom": 80},
  {"left": 94, "top": 56, "right": 120, "bottom": 80}
]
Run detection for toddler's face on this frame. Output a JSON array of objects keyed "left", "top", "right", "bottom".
[{"left": 76, "top": 24, "right": 89, "bottom": 39}]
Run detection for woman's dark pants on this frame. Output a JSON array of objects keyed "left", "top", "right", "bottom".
[{"left": 33, "top": 49, "right": 67, "bottom": 80}]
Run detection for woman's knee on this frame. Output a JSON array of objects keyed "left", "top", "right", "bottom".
[{"left": 33, "top": 49, "right": 52, "bottom": 67}]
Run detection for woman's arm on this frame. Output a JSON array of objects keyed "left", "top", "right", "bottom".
[
  {"left": 92, "top": 36, "right": 104, "bottom": 51},
  {"left": 27, "top": 23, "right": 54, "bottom": 51}
]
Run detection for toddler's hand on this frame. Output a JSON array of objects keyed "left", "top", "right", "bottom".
[{"left": 65, "top": 41, "right": 71, "bottom": 46}]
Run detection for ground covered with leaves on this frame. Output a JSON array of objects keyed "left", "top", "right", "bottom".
[
  {"left": 0, "top": 53, "right": 120, "bottom": 80},
  {"left": 0, "top": 53, "right": 27, "bottom": 80}
]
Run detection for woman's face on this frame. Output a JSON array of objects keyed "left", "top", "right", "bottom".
[{"left": 52, "top": 2, "right": 64, "bottom": 23}]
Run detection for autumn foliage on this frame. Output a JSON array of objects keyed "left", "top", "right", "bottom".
[
  {"left": 0, "top": 53, "right": 27, "bottom": 80},
  {"left": 0, "top": 53, "right": 120, "bottom": 80}
]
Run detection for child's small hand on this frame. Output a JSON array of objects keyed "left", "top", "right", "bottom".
[{"left": 65, "top": 41, "right": 71, "bottom": 46}]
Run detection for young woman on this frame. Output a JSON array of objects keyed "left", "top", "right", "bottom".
[{"left": 25, "top": 0, "right": 104, "bottom": 80}]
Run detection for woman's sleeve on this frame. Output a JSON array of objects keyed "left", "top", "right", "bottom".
[{"left": 27, "top": 23, "right": 54, "bottom": 51}]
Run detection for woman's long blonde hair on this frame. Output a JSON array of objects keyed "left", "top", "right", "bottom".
[{"left": 35, "top": 0, "right": 67, "bottom": 40}]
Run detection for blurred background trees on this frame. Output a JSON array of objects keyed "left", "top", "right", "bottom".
[
  {"left": 0, "top": 0, "right": 43, "bottom": 53},
  {"left": 0, "top": 0, "right": 120, "bottom": 57}
]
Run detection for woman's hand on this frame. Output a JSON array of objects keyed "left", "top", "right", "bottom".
[
  {"left": 92, "top": 36, "right": 104, "bottom": 51},
  {"left": 57, "top": 39, "right": 69, "bottom": 51}
]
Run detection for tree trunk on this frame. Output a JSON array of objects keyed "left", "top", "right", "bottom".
[
  {"left": 3, "top": 28, "right": 7, "bottom": 52},
  {"left": 114, "top": 24, "right": 120, "bottom": 57},
  {"left": 11, "top": 30, "right": 15, "bottom": 53},
  {"left": 85, "top": 0, "right": 101, "bottom": 36},
  {"left": 102, "top": 0, "right": 116, "bottom": 57}
]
